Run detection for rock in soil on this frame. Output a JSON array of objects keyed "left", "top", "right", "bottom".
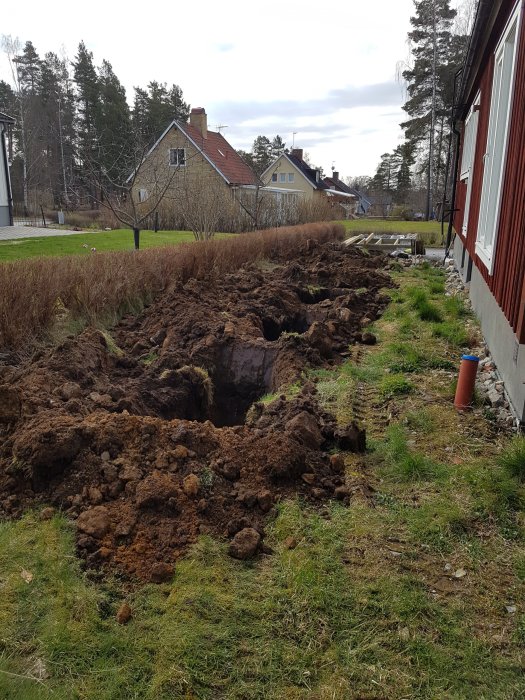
[
  {"left": 228, "top": 528, "right": 262, "bottom": 560},
  {"left": 116, "top": 602, "right": 132, "bottom": 624}
]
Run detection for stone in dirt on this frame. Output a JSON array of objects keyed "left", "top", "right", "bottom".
[
  {"left": 228, "top": 527, "right": 262, "bottom": 559},
  {"left": 257, "top": 489, "right": 273, "bottom": 513},
  {"left": 283, "top": 536, "right": 298, "bottom": 550},
  {"left": 116, "top": 602, "right": 132, "bottom": 624},
  {"left": 329, "top": 454, "right": 345, "bottom": 472},
  {"left": 150, "top": 562, "right": 175, "bottom": 583},
  {"left": 182, "top": 474, "right": 200, "bottom": 498},
  {"left": 0, "top": 385, "right": 21, "bottom": 424},
  {"left": 76, "top": 506, "right": 111, "bottom": 539},
  {"left": 285, "top": 411, "right": 323, "bottom": 450},
  {"left": 135, "top": 471, "right": 178, "bottom": 509}
]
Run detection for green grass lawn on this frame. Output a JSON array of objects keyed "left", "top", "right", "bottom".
[
  {"left": 339, "top": 218, "right": 447, "bottom": 246},
  {"left": 0, "top": 229, "right": 232, "bottom": 261},
  {"left": 1, "top": 264, "right": 525, "bottom": 698}
]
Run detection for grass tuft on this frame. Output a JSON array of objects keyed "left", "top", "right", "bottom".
[
  {"left": 379, "top": 373, "right": 413, "bottom": 399},
  {"left": 498, "top": 436, "right": 525, "bottom": 482},
  {"left": 382, "top": 425, "right": 446, "bottom": 481}
]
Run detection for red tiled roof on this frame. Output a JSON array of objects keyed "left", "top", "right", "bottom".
[{"left": 180, "top": 123, "right": 258, "bottom": 186}]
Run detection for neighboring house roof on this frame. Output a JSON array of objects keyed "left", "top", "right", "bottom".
[
  {"left": 323, "top": 174, "right": 354, "bottom": 194},
  {"left": 179, "top": 122, "right": 257, "bottom": 185},
  {"left": 323, "top": 173, "right": 372, "bottom": 207},
  {"left": 128, "top": 112, "right": 257, "bottom": 186},
  {"left": 286, "top": 153, "right": 328, "bottom": 190},
  {"left": 0, "top": 112, "right": 15, "bottom": 125},
  {"left": 262, "top": 151, "right": 328, "bottom": 191}
]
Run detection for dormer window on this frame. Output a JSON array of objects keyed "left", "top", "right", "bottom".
[{"left": 169, "top": 148, "right": 186, "bottom": 167}]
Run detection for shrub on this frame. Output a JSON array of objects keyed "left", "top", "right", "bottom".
[{"left": 0, "top": 222, "right": 345, "bottom": 351}]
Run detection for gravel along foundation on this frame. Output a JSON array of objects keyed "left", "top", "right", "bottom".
[{"left": 0, "top": 239, "right": 393, "bottom": 581}]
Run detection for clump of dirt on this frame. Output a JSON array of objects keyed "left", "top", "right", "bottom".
[{"left": 0, "top": 240, "right": 392, "bottom": 580}]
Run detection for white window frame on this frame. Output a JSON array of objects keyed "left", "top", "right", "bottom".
[
  {"left": 138, "top": 188, "right": 148, "bottom": 203},
  {"left": 288, "top": 173, "right": 295, "bottom": 183},
  {"left": 169, "top": 148, "right": 186, "bottom": 167},
  {"left": 460, "top": 91, "right": 481, "bottom": 237},
  {"left": 279, "top": 173, "right": 286, "bottom": 183},
  {"left": 476, "top": 1, "right": 522, "bottom": 273},
  {"left": 271, "top": 173, "right": 277, "bottom": 182}
]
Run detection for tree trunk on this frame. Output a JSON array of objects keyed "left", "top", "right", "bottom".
[{"left": 133, "top": 227, "right": 140, "bottom": 250}]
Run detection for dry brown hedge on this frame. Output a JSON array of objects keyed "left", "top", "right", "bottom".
[{"left": 0, "top": 222, "right": 345, "bottom": 351}]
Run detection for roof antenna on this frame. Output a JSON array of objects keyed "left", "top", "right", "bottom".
[
  {"left": 331, "top": 161, "right": 336, "bottom": 174},
  {"left": 292, "top": 131, "right": 297, "bottom": 148},
  {"left": 215, "top": 124, "right": 229, "bottom": 133}
]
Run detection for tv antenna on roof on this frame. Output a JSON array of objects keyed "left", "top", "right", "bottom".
[
  {"left": 292, "top": 131, "right": 297, "bottom": 148},
  {"left": 215, "top": 124, "right": 229, "bottom": 133}
]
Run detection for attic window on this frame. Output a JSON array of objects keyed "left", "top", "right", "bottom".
[
  {"left": 271, "top": 173, "right": 278, "bottom": 182},
  {"left": 218, "top": 148, "right": 225, "bottom": 157},
  {"left": 279, "top": 173, "right": 286, "bottom": 183},
  {"left": 288, "top": 173, "right": 294, "bottom": 183},
  {"left": 169, "top": 148, "right": 186, "bottom": 167}
]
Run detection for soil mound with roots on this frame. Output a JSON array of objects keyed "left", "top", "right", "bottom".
[{"left": 0, "top": 239, "right": 392, "bottom": 580}]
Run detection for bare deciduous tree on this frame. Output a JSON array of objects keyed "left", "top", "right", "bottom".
[{"left": 82, "top": 134, "right": 184, "bottom": 249}]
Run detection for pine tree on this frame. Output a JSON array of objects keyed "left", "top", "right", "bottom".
[
  {"left": 98, "top": 59, "right": 131, "bottom": 182},
  {"left": 251, "top": 136, "right": 272, "bottom": 175},
  {"left": 394, "top": 142, "right": 416, "bottom": 202},
  {"left": 73, "top": 41, "right": 102, "bottom": 158},
  {"left": 270, "top": 135, "right": 286, "bottom": 159},
  {"left": 132, "top": 81, "right": 189, "bottom": 144},
  {"left": 401, "top": 0, "right": 467, "bottom": 218}
]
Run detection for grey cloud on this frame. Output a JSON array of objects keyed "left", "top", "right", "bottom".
[{"left": 211, "top": 81, "right": 403, "bottom": 126}]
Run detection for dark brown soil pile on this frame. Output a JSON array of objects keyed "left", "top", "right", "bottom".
[{"left": 0, "top": 240, "right": 392, "bottom": 580}]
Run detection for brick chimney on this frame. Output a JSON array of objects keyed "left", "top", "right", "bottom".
[
  {"left": 332, "top": 171, "right": 339, "bottom": 181},
  {"left": 291, "top": 148, "right": 303, "bottom": 161},
  {"left": 190, "top": 107, "right": 207, "bottom": 138}
]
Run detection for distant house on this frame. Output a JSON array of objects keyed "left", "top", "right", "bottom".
[
  {"left": 323, "top": 171, "right": 371, "bottom": 217},
  {"left": 131, "top": 108, "right": 301, "bottom": 230},
  {"left": 130, "top": 107, "right": 258, "bottom": 223},
  {"left": 0, "top": 112, "right": 14, "bottom": 227},
  {"left": 452, "top": 0, "right": 525, "bottom": 422},
  {"left": 261, "top": 149, "right": 329, "bottom": 199}
]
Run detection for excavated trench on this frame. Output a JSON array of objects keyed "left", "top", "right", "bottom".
[{"left": 0, "top": 240, "right": 394, "bottom": 579}]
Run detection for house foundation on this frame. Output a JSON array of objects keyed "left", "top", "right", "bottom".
[{"left": 454, "top": 236, "right": 525, "bottom": 422}]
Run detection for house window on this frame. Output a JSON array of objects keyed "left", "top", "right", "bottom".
[
  {"left": 271, "top": 173, "right": 278, "bottom": 182},
  {"left": 460, "top": 92, "right": 481, "bottom": 237},
  {"left": 138, "top": 188, "right": 148, "bottom": 203},
  {"left": 288, "top": 173, "right": 295, "bottom": 183},
  {"left": 476, "top": 2, "right": 521, "bottom": 273},
  {"left": 169, "top": 148, "right": 186, "bottom": 167},
  {"left": 279, "top": 173, "right": 286, "bottom": 183}
]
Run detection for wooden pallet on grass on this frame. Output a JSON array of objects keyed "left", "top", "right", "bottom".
[{"left": 344, "top": 232, "right": 425, "bottom": 254}]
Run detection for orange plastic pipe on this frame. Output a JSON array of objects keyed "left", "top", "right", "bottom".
[{"left": 454, "top": 354, "right": 480, "bottom": 410}]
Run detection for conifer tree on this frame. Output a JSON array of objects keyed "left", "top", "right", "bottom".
[{"left": 401, "top": 0, "right": 467, "bottom": 218}]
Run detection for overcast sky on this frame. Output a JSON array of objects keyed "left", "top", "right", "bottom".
[{"left": 0, "top": 0, "right": 463, "bottom": 179}]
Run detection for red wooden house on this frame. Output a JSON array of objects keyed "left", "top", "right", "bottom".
[{"left": 453, "top": 0, "right": 525, "bottom": 422}]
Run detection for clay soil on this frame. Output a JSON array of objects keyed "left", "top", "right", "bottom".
[{"left": 0, "top": 239, "right": 392, "bottom": 581}]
